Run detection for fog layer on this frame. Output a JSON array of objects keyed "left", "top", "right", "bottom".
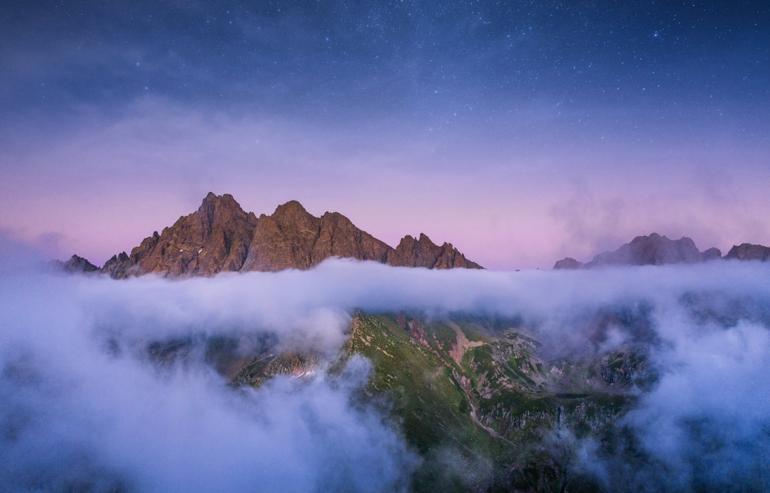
[{"left": 2, "top": 252, "right": 769, "bottom": 491}]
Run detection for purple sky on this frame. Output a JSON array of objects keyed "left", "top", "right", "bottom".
[
  {"left": 1, "top": 2, "right": 769, "bottom": 269},
  {"left": 2, "top": 97, "right": 768, "bottom": 269}
]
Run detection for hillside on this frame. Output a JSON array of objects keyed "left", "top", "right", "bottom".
[{"left": 145, "top": 310, "right": 649, "bottom": 492}]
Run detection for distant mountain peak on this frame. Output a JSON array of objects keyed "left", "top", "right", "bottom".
[
  {"left": 725, "top": 243, "right": 770, "bottom": 262},
  {"left": 554, "top": 232, "right": 723, "bottom": 269},
  {"left": 55, "top": 254, "right": 98, "bottom": 274},
  {"left": 701, "top": 247, "right": 722, "bottom": 261},
  {"left": 553, "top": 257, "right": 583, "bottom": 270}
]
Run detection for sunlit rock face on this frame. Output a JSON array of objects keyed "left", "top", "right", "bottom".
[
  {"left": 241, "top": 199, "right": 394, "bottom": 271},
  {"left": 388, "top": 233, "right": 482, "bottom": 269},
  {"left": 88, "top": 193, "right": 481, "bottom": 278}
]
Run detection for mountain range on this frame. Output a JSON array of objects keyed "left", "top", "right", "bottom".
[
  {"left": 554, "top": 232, "right": 770, "bottom": 269},
  {"left": 62, "top": 192, "right": 481, "bottom": 278},
  {"left": 58, "top": 193, "right": 770, "bottom": 276},
  {"left": 49, "top": 194, "right": 770, "bottom": 491}
]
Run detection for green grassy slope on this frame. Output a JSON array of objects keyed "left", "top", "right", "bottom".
[
  {"left": 343, "top": 313, "right": 636, "bottom": 492},
  {"left": 217, "top": 312, "right": 642, "bottom": 492}
]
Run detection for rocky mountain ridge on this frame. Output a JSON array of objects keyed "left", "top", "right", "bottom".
[
  {"left": 57, "top": 197, "right": 770, "bottom": 275},
  {"left": 554, "top": 232, "right": 769, "bottom": 269},
  {"left": 76, "top": 193, "right": 481, "bottom": 278}
]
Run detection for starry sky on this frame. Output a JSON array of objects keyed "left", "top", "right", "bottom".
[{"left": 1, "top": 0, "right": 769, "bottom": 268}]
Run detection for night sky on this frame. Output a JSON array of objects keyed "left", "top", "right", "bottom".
[{"left": 1, "top": 1, "right": 769, "bottom": 268}]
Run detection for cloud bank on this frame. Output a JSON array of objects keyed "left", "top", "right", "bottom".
[
  {"left": 0, "top": 263, "right": 418, "bottom": 491},
  {"left": 2, "top": 244, "right": 770, "bottom": 491}
]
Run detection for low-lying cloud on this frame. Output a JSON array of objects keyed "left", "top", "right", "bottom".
[
  {"left": 2, "top": 244, "right": 770, "bottom": 491},
  {"left": 0, "top": 264, "right": 417, "bottom": 491}
]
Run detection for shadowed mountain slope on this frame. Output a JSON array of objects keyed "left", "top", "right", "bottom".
[
  {"left": 554, "top": 233, "right": 723, "bottom": 269},
  {"left": 725, "top": 243, "right": 770, "bottom": 262}
]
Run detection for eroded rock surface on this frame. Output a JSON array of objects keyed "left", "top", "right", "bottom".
[{"left": 76, "top": 193, "right": 482, "bottom": 278}]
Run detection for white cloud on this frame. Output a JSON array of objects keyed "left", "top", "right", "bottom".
[{"left": 2, "top": 244, "right": 770, "bottom": 490}]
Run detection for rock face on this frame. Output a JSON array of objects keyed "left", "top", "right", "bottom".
[
  {"left": 555, "top": 233, "right": 721, "bottom": 269},
  {"left": 725, "top": 243, "right": 770, "bottom": 262},
  {"left": 57, "top": 254, "right": 98, "bottom": 274},
  {"left": 133, "top": 193, "right": 256, "bottom": 277},
  {"left": 85, "top": 193, "right": 481, "bottom": 278},
  {"left": 388, "top": 233, "right": 482, "bottom": 269},
  {"left": 240, "top": 200, "right": 392, "bottom": 271}
]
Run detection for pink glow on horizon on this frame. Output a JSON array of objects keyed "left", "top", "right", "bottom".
[
  {"left": 3, "top": 182, "right": 769, "bottom": 270},
  {"left": 1, "top": 101, "right": 769, "bottom": 269}
]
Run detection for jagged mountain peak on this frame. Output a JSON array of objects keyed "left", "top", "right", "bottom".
[
  {"left": 198, "top": 192, "right": 242, "bottom": 211},
  {"left": 273, "top": 199, "right": 310, "bottom": 217},
  {"left": 197, "top": 192, "right": 251, "bottom": 218},
  {"left": 79, "top": 192, "right": 480, "bottom": 278},
  {"left": 56, "top": 254, "right": 99, "bottom": 274},
  {"left": 396, "top": 232, "right": 439, "bottom": 246},
  {"left": 390, "top": 232, "right": 481, "bottom": 269}
]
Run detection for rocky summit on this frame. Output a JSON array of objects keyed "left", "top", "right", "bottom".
[
  {"left": 84, "top": 193, "right": 481, "bottom": 278},
  {"left": 554, "top": 233, "right": 723, "bottom": 269},
  {"left": 56, "top": 254, "right": 99, "bottom": 274}
]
